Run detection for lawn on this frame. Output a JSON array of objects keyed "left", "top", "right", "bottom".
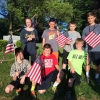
[{"left": 0, "top": 43, "right": 100, "bottom": 100}]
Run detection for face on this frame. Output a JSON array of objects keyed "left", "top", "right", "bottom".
[
  {"left": 49, "top": 22, "right": 56, "bottom": 29},
  {"left": 43, "top": 48, "right": 51, "bottom": 56},
  {"left": 69, "top": 24, "right": 76, "bottom": 31},
  {"left": 87, "top": 16, "right": 96, "bottom": 25},
  {"left": 75, "top": 42, "right": 83, "bottom": 50},
  {"left": 26, "top": 19, "right": 32, "bottom": 28},
  {"left": 16, "top": 52, "right": 24, "bottom": 60}
]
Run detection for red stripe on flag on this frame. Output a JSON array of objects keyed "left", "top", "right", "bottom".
[
  {"left": 27, "top": 62, "right": 41, "bottom": 84},
  {"left": 84, "top": 31, "right": 100, "bottom": 48},
  {"left": 56, "top": 34, "right": 71, "bottom": 48}
]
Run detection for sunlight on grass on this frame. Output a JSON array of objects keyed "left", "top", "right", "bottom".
[{"left": 0, "top": 43, "right": 100, "bottom": 100}]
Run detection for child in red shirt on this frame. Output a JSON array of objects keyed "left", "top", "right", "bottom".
[{"left": 30, "top": 44, "right": 64, "bottom": 99}]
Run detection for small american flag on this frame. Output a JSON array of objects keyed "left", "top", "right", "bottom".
[
  {"left": 26, "top": 54, "right": 42, "bottom": 84},
  {"left": 5, "top": 35, "right": 14, "bottom": 54},
  {"left": 56, "top": 34, "right": 71, "bottom": 48},
  {"left": 84, "top": 31, "right": 100, "bottom": 48}
]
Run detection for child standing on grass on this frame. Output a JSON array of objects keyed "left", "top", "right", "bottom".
[
  {"left": 65, "top": 38, "right": 89, "bottom": 100},
  {"left": 62, "top": 21, "right": 81, "bottom": 73},
  {"left": 30, "top": 44, "right": 64, "bottom": 99},
  {"left": 5, "top": 48, "right": 31, "bottom": 96},
  {"left": 42, "top": 18, "right": 60, "bottom": 59}
]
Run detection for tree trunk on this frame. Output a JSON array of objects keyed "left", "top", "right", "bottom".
[{"left": 8, "top": 13, "right": 13, "bottom": 35}]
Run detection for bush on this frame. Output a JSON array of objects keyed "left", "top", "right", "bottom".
[
  {"left": 0, "top": 40, "right": 8, "bottom": 52},
  {"left": 16, "top": 40, "right": 24, "bottom": 49}
]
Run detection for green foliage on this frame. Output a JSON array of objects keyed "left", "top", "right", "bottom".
[
  {"left": 16, "top": 40, "right": 24, "bottom": 49},
  {"left": 0, "top": 40, "right": 8, "bottom": 52}
]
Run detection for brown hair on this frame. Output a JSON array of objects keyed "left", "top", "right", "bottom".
[
  {"left": 43, "top": 43, "right": 53, "bottom": 53},
  {"left": 15, "top": 47, "right": 23, "bottom": 56},
  {"left": 87, "top": 12, "right": 96, "bottom": 18},
  {"left": 69, "top": 21, "right": 76, "bottom": 25},
  {"left": 75, "top": 38, "right": 84, "bottom": 44}
]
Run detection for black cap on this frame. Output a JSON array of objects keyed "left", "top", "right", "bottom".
[{"left": 49, "top": 18, "right": 56, "bottom": 22}]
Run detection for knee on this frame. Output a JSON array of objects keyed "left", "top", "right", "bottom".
[
  {"left": 5, "top": 87, "right": 11, "bottom": 93},
  {"left": 38, "top": 90, "right": 46, "bottom": 94}
]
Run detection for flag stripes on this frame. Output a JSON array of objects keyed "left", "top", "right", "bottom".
[
  {"left": 84, "top": 31, "right": 100, "bottom": 48},
  {"left": 56, "top": 34, "right": 71, "bottom": 48}
]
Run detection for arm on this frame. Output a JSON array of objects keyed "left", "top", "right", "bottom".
[
  {"left": 42, "top": 38, "right": 46, "bottom": 47},
  {"left": 68, "top": 60, "right": 75, "bottom": 73},
  {"left": 55, "top": 65, "right": 61, "bottom": 72},
  {"left": 20, "top": 29, "right": 28, "bottom": 44}
]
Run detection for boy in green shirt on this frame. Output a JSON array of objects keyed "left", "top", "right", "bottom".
[{"left": 65, "top": 38, "right": 89, "bottom": 100}]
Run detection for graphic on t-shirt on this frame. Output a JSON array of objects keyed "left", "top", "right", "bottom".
[
  {"left": 48, "top": 31, "right": 57, "bottom": 40},
  {"left": 72, "top": 54, "right": 84, "bottom": 59},
  {"left": 69, "top": 34, "right": 73, "bottom": 41},
  {"left": 44, "top": 59, "right": 53, "bottom": 68}
]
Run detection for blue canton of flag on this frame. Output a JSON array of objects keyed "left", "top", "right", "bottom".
[{"left": 5, "top": 35, "right": 14, "bottom": 54}]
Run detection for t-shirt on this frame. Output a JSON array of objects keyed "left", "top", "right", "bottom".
[
  {"left": 41, "top": 54, "right": 58, "bottom": 77},
  {"left": 20, "top": 28, "right": 39, "bottom": 55},
  {"left": 82, "top": 24, "right": 100, "bottom": 52},
  {"left": 10, "top": 59, "right": 31, "bottom": 78},
  {"left": 64, "top": 31, "right": 81, "bottom": 52},
  {"left": 67, "top": 50, "right": 86, "bottom": 75},
  {"left": 42, "top": 29, "right": 58, "bottom": 52}
]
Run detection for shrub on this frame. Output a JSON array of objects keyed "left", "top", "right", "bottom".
[
  {"left": 0, "top": 40, "right": 8, "bottom": 52},
  {"left": 16, "top": 40, "right": 24, "bottom": 49}
]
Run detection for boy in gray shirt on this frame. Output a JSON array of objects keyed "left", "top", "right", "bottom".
[{"left": 62, "top": 21, "right": 81, "bottom": 72}]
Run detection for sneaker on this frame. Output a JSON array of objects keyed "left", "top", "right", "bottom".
[
  {"left": 95, "top": 78, "right": 100, "bottom": 85},
  {"left": 52, "top": 86, "right": 57, "bottom": 93},
  {"left": 31, "top": 91, "right": 36, "bottom": 99},
  {"left": 65, "top": 91, "right": 72, "bottom": 100},
  {"left": 16, "top": 88, "right": 21, "bottom": 96}
]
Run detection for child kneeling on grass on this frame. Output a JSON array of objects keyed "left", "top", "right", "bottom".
[
  {"left": 65, "top": 38, "right": 89, "bottom": 100},
  {"left": 30, "top": 43, "right": 64, "bottom": 99},
  {"left": 5, "top": 47, "right": 31, "bottom": 95}
]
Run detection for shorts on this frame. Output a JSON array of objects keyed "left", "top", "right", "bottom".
[
  {"left": 52, "top": 52, "right": 58, "bottom": 59},
  {"left": 89, "top": 52, "right": 100, "bottom": 66},
  {"left": 62, "top": 49, "right": 69, "bottom": 64},
  {"left": 10, "top": 77, "right": 31, "bottom": 89},
  {"left": 37, "top": 70, "right": 58, "bottom": 90},
  {"left": 68, "top": 71, "right": 81, "bottom": 86}
]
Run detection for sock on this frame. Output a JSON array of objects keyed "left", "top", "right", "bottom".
[
  {"left": 95, "top": 74, "right": 99, "bottom": 79},
  {"left": 53, "top": 82, "right": 59, "bottom": 87},
  {"left": 31, "top": 86, "right": 35, "bottom": 92},
  {"left": 86, "top": 72, "right": 89, "bottom": 77}
]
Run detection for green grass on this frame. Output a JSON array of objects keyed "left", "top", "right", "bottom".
[{"left": 0, "top": 43, "right": 100, "bottom": 100}]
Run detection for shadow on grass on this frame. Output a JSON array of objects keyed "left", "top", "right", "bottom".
[
  {"left": 82, "top": 66, "right": 100, "bottom": 97},
  {"left": 52, "top": 73, "right": 77, "bottom": 100}
]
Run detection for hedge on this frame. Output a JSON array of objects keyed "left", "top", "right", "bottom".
[
  {"left": 16, "top": 40, "right": 24, "bottom": 49},
  {"left": 0, "top": 40, "right": 8, "bottom": 52}
]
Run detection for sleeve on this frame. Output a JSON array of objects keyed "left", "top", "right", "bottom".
[
  {"left": 26, "top": 60, "right": 31, "bottom": 73},
  {"left": 10, "top": 63, "right": 16, "bottom": 76},
  {"left": 42, "top": 30, "right": 47, "bottom": 39},
  {"left": 63, "top": 30, "right": 69, "bottom": 38},
  {"left": 67, "top": 51, "right": 73, "bottom": 61},
  {"left": 77, "top": 32, "right": 81, "bottom": 38},
  {"left": 34, "top": 29, "right": 39, "bottom": 41},
  {"left": 53, "top": 55, "right": 58, "bottom": 65},
  {"left": 20, "top": 29, "right": 27, "bottom": 44},
  {"left": 82, "top": 29, "right": 86, "bottom": 39}
]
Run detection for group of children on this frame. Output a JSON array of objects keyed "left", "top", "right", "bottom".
[{"left": 5, "top": 11, "right": 100, "bottom": 100}]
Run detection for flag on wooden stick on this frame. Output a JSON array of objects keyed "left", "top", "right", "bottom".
[
  {"left": 84, "top": 31, "right": 100, "bottom": 48},
  {"left": 5, "top": 35, "right": 14, "bottom": 54},
  {"left": 56, "top": 34, "right": 71, "bottom": 48},
  {"left": 26, "top": 54, "right": 42, "bottom": 84}
]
